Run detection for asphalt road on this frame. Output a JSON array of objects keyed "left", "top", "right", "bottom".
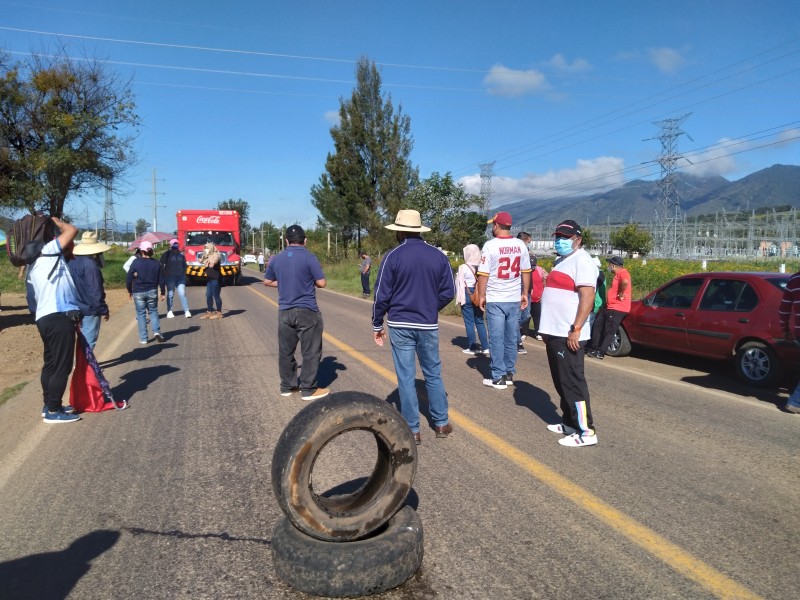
[{"left": 1, "top": 268, "right": 798, "bottom": 600}]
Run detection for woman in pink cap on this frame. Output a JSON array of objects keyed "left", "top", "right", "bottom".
[{"left": 159, "top": 238, "right": 191, "bottom": 318}]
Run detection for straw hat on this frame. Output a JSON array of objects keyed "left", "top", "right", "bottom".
[
  {"left": 72, "top": 231, "right": 111, "bottom": 256},
  {"left": 384, "top": 209, "right": 431, "bottom": 233}
]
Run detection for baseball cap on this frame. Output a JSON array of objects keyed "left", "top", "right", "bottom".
[
  {"left": 139, "top": 241, "right": 153, "bottom": 251},
  {"left": 285, "top": 224, "right": 305, "bottom": 240},
  {"left": 607, "top": 256, "right": 624, "bottom": 266},
  {"left": 553, "top": 220, "right": 583, "bottom": 237},
  {"left": 169, "top": 238, "right": 179, "bottom": 247},
  {"left": 487, "top": 211, "right": 513, "bottom": 226}
]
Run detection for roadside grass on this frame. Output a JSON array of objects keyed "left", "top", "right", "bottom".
[{"left": 0, "top": 381, "right": 28, "bottom": 409}]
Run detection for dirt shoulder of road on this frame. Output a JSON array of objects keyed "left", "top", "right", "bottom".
[{"left": 0, "top": 288, "right": 132, "bottom": 400}]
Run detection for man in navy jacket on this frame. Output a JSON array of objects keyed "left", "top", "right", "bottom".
[{"left": 372, "top": 210, "right": 455, "bottom": 445}]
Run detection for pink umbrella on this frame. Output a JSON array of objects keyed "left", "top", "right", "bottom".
[{"left": 129, "top": 232, "right": 175, "bottom": 251}]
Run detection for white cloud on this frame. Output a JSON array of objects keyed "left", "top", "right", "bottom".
[
  {"left": 682, "top": 129, "right": 800, "bottom": 176},
  {"left": 483, "top": 64, "right": 548, "bottom": 97},
  {"left": 323, "top": 110, "right": 340, "bottom": 126},
  {"left": 544, "top": 53, "right": 591, "bottom": 73},
  {"left": 647, "top": 47, "right": 685, "bottom": 74},
  {"left": 459, "top": 156, "right": 627, "bottom": 204}
]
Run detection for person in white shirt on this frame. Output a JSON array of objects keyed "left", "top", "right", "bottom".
[
  {"left": 28, "top": 216, "right": 82, "bottom": 424},
  {"left": 539, "top": 219, "right": 599, "bottom": 447},
  {"left": 476, "top": 212, "right": 531, "bottom": 389}
]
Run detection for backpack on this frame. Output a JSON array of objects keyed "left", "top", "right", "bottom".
[{"left": 6, "top": 214, "right": 56, "bottom": 267}]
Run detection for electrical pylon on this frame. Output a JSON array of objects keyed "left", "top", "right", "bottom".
[
  {"left": 647, "top": 113, "right": 691, "bottom": 256},
  {"left": 479, "top": 161, "right": 495, "bottom": 214},
  {"left": 103, "top": 181, "right": 117, "bottom": 243}
]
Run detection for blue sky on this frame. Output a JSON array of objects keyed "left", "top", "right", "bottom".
[{"left": 2, "top": 0, "right": 799, "bottom": 234}]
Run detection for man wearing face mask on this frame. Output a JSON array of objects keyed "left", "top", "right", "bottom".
[
  {"left": 585, "top": 256, "right": 631, "bottom": 359},
  {"left": 539, "top": 220, "right": 599, "bottom": 447}
]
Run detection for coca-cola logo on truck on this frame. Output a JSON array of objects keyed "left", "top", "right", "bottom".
[{"left": 195, "top": 215, "right": 221, "bottom": 225}]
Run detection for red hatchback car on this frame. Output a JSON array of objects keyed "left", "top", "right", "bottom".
[{"left": 605, "top": 272, "right": 800, "bottom": 386}]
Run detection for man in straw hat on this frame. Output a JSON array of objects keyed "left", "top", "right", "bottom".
[
  {"left": 68, "top": 230, "right": 112, "bottom": 350},
  {"left": 372, "top": 209, "right": 455, "bottom": 445}
]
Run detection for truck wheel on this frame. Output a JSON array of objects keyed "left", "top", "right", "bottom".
[
  {"left": 271, "top": 505, "right": 423, "bottom": 597},
  {"left": 735, "top": 341, "right": 781, "bottom": 387},
  {"left": 271, "top": 392, "right": 417, "bottom": 542}
]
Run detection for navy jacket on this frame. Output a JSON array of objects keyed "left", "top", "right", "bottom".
[
  {"left": 160, "top": 249, "right": 187, "bottom": 278},
  {"left": 372, "top": 237, "right": 455, "bottom": 331},
  {"left": 126, "top": 256, "right": 166, "bottom": 294},
  {"left": 67, "top": 255, "right": 109, "bottom": 316}
]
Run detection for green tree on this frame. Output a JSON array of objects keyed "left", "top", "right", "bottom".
[
  {"left": 609, "top": 223, "right": 653, "bottom": 257},
  {"left": 0, "top": 47, "right": 139, "bottom": 217},
  {"left": 404, "top": 171, "right": 485, "bottom": 251},
  {"left": 581, "top": 227, "right": 597, "bottom": 252},
  {"left": 218, "top": 198, "right": 250, "bottom": 246},
  {"left": 135, "top": 218, "right": 148, "bottom": 237},
  {"left": 311, "top": 57, "right": 418, "bottom": 254}
]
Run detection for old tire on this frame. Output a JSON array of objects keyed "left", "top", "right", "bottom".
[
  {"left": 271, "top": 392, "right": 417, "bottom": 542},
  {"left": 272, "top": 505, "right": 423, "bottom": 597},
  {"left": 735, "top": 341, "right": 781, "bottom": 387}
]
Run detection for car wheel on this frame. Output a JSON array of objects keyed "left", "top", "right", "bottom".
[
  {"left": 271, "top": 392, "right": 417, "bottom": 542},
  {"left": 271, "top": 505, "right": 424, "bottom": 597},
  {"left": 604, "top": 327, "right": 632, "bottom": 357},
  {"left": 735, "top": 341, "right": 781, "bottom": 387}
]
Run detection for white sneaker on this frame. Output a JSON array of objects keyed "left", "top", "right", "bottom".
[
  {"left": 535, "top": 335, "right": 543, "bottom": 341},
  {"left": 482, "top": 377, "right": 507, "bottom": 390},
  {"left": 547, "top": 423, "right": 576, "bottom": 435},
  {"left": 166, "top": 311, "right": 175, "bottom": 319},
  {"left": 185, "top": 311, "right": 192, "bottom": 318},
  {"left": 301, "top": 387, "right": 330, "bottom": 401},
  {"left": 558, "top": 432, "right": 597, "bottom": 447},
  {"left": 462, "top": 347, "right": 478, "bottom": 355},
  {"left": 520, "top": 335, "right": 527, "bottom": 342}
]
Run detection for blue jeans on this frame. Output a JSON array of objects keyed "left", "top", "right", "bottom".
[
  {"left": 133, "top": 289, "right": 161, "bottom": 342},
  {"left": 518, "top": 304, "right": 531, "bottom": 342},
  {"left": 166, "top": 275, "right": 189, "bottom": 312},
  {"left": 486, "top": 302, "right": 521, "bottom": 381},
  {"left": 388, "top": 327, "right": 449, "bottom": 433},
  {"left": 206, "top": 279, "right": 222, "bottom": 312},
  {"left": 461, "top": 288, "right": 489, "bottom": 349},
  {"left": 80, "top": 315, "right": 101, "bottom": 350},
  {"left": 787, "top": 381, "right": 800, "bottom": 409}
]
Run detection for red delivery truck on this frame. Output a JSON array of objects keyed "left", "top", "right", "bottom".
[{"left": 177, "top": 209, "right": 242, "bottom": 285}]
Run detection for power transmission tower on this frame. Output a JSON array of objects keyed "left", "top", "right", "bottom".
[
  {"left": 647, "top": 113, "right": 692, "bottom": 256},
  {"left": 479, "top": 161, "right": 495, "bottom": 214},
  {"left": 149, "top": 168, "right": 166, "bottom": 232},
  {"left": 102, "top": 180, "right": 117, "bottom": 243}
]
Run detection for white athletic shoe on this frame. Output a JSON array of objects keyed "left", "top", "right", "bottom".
[
  {"left": 185, "top": 311, "right": 192, "bottom": 318},
  {"left": 166, "top": 311, "right": 175, "bottom": 319},
  {"left": 546, "top": 423, "right": 577, "bottom": 435},
  {"left": 558, "top": 432, "right": 598, "bottom": 447}
]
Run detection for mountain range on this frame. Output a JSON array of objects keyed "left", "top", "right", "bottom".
[{"left": 495, "top": 164, "right": 800, "bottom": 228}]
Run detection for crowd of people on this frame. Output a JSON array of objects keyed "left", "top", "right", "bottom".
[{"left": 24, "top": 211, "right": 799, "bottom": 438}]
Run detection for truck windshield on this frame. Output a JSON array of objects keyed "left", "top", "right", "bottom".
[{"left": 186, "top": 231, "right": 235, "bottom": 246}]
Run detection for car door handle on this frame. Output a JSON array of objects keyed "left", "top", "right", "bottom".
[
  {"left": 738, "top": 318, "right": 749, "bottom": 323},
  {"left": 674, "top": 312, "right": 685, "bottom": 317}
]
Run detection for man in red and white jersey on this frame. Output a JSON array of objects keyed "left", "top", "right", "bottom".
[
  {"left": 539, "top": 219, "right": 599, "bottom": 447},
  {"left": 476, "top": 211, "right": 531, "bottom": 390}
]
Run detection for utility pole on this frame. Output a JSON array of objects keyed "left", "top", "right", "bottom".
[
  {"left": 103, "top": 179, "right": 118, "bottom": 243},
  {"left": 149, "top": 168, "right": 166, "bottom": 232}
]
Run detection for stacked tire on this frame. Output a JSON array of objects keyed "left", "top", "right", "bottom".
[{"left": 271, "top": 392, "right": 423, "bottom": 597}]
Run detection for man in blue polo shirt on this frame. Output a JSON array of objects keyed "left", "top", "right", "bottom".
[
  {"left": 372, "top": 209, "right": 455, "bottom": 445},
  {"left": 264, "top": 225, "right": 329, "bottom": 401}
]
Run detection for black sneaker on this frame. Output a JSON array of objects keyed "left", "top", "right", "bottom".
[
  {"left": 517, "top": 343, "right": 527, "bottom": 355},
  {"left": 482, "top": 376, "right": 507, "bottom": 390},
  {"left": 505, "top": 373, "right": 514, "bottom": 386}
]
